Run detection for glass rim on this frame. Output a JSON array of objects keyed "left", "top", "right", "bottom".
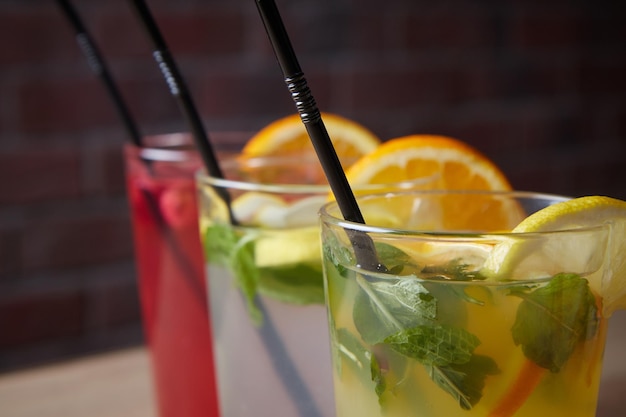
[
  {"left": 124, "top": 132, "right": 197, "bottom": 162},
  {"left": 196, "top": 155, "right": 439, "bottom": 195},
  {"left": 124, "top": 132, "right": 248, "bottom": 163},
  {"left": 319, "top": 189, "right": 607, "bottom": 237}
]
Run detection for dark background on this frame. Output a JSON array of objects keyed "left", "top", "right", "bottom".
[{"left": 1, "top": 0, "right": 625, "bottom": 371}]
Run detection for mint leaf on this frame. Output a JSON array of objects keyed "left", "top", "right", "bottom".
[
  {"left": 509, "top": 273, "right": 598, "bottom": 372},
  {"left": 353, "top": 276, "right": 436, "bottom": 345},
  {"left": 333, "top": 242, "right": 499, "bottom": 410},
  {"left": 422, "top": 259, "right": 485, "bottom": 281},
  {"left": 384, "top": 325, "right": 478, "bottom": 366},
  {"left": 230, "top": 235, "right": 263, "bottom": 325},
  {"left": 370, "top": 352, "right": 387, "bottom": 401},
  {"left": 323, "top": 232, "right": 355, "bottom": 278},
  {"left": 374, "top": 242, "right": 421, "bottom": 275},
  {"left": 334, "top": 328, "right": 389, "bottom": 405},
  {"left": 203, "top": 224, "right": 263, "bottom": 324},
  {"left": 258, "top": 263, "right": 325, "bottom": 305},
  {"left": 384, "top": 326, "right": 499, "bottom": 410},
  {"left": 351, "top": 272, "right": 498, "bottom": 410},
  {"left": 335, "top": 328, "right": 372, "bottom": 373},
  {"left": 427, "top": 354, "right": 500, "bottom": 410},
  {"left": 324, "top": 239, "right": 420, "bottom": 278},
  {"left": 423, "top": 283, "right": 469, "bottom": 325},
  {"left": 203, "top": 223, "right": 238, "bottom": 266},
  {"left": 204, "top": 222, "right": 328, "bottom": 323},
  {"left": 385, "top": 326, "right": 499, "bottom": 410}
]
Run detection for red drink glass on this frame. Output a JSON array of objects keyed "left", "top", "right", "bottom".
[{"left": 124, "top": 133, "right": 218, "bottom": 417}]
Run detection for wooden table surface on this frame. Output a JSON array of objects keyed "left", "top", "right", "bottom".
[
  {"left": 1, "top": 312, "right": 625, "bottom": 417},
  {"left": 0, "top": 347, "right": 156, "bottom": 417}
]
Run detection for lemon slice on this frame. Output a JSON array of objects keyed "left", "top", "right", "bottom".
[
  {"left": 231, "top": 192, "right": 287, "bottom": 225},
  {"left": 482, "top": 196, "right": 626, "bottom": 315},
  {"left": 255, "top": 227, "right": 321, "bottom": 268},
  {"left": 232, "top": 193, "right": 326, "bottom": 266},
  {"left": 254, "top": 195, "right": 328, "bottom": 228},
  {"left": 282, "top": 195, "right": 328, "bottom": 227}
]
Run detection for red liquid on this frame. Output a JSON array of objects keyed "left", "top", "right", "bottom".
[{"left": 125, "top": 142, "right": 219, "bottom": 417}]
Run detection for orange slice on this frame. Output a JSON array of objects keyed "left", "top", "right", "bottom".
[
  {"left": 242, "top": 112, "right": 380, "bottom": 165},
  {"left": 346, "top": 135, "right": 517, "bottom": 231},
  {"left": 487, "top": 359, "right": 545, "bottom": 417},
  {"left": 346, "top": 135, "right": 511, "bottom": 190},
  {"left": 240, "top": 112, "right": 380, "bottom": 185}
]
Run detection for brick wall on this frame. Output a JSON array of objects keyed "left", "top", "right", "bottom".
[{"left": 0, "top": 0, "right": 624, "bottom": 371}]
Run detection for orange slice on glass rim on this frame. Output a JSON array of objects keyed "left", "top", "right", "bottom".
[
  {"left": 242, "top": 112, "right": 380, "bottom": 163},
  {"left": 345, "top": 135, "right": 517, "bottom": 231},
  {"left": 346, "top": 134, "right": 511, "bottom": 191},
  {"left": 239, "top": 112, "right": 380, "bottom": 185}
]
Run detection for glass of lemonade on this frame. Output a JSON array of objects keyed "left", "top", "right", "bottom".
[
  {"left": 196, "top": 156, "right": 435, "bottom": 417},
  {"left": 124, "top": 133, "right": 220, "bottom": 417},
  {"left": 320, "top": 190, "right": 617, "bottom": 417}
]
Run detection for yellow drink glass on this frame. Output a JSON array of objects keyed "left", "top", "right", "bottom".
[{"left": 320, "top": 190, "right": 617, "bottom": 417}]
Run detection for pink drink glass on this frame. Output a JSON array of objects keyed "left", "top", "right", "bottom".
[{"left": 124, "top": 133, "right": 220, "bottom": 417}]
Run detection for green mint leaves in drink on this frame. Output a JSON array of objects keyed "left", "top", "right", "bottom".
[
  {"left": 203, "top": 223, "right": 325, "bottom": 324},
  {"left": 258, "top": 263, "right": 325, "bottom": 305},
  {"left": 339, "top": 242, "right": 599, "bottom": 411},
  {"left": 353, "top": 277, "right": 437, "bottom": 344},
  {"left": 509, "top": 273, "right": 598, "bottom": 372},
  {"left": 204, "top": 223, "right": 263, "bottom": 324},
  {"left": 426, "top": 353, "right": 500, "bottom": 410},
  {"left": 351, "top": 271, "right": 499, "bottom": 409}
]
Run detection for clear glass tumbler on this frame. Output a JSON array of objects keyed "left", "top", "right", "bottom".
[
  {"left": 124, "top": 133, "right": 219, "bottom": 417},
  {"left": 196, "top": 156, "right": 435, "bottom": 417},
  {"left": 320, "top": 190, "right": 618, "bottom": 417}
]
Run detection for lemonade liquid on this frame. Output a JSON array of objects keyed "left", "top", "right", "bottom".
[
  {"left": 125, "top": 138, "right": 219, "bottom": 417},
  {"left": 323, "top": 266, "right": 606, "bottom": 417}
]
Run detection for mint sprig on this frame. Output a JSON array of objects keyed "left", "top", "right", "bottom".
[
  {"left": 333, "top": 327, "right": 395, "bottom": 407},
  {"left": 203, "top": 223, "right": 326, "bottom": 324},
  {"left": 203, "top": 221, "right": 238, "bottom": 265},
  {"left": 330, "top": 241, "right": 599, "bottom": 411},
  {"left": 374, "top": 242, "right": 422, "bottom": 275},
  {"left": 384, "top": 325, "right": 479, "bottom": 366},
  {"left": 354, "top": 276, "right": 436, "bottom": 345},
  {"left": 509, "top": 273, "right": 598, "bottom": 372},
  {"left": 204, "top": 223, "right": 263, "bottom": 324},
  {"left": 351, "top": 272, "right": 498, "bottom": 410},
  {"left": 258, "top": 263, "right": 325, "bottom": 305}
]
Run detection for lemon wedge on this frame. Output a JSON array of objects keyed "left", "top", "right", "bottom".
[
  {"left": 232, "top": 193, "right": 326, "bottom": 267},
  {"left": 231, "top": 192, "right": 287, "bottom": 225},
  {"left": 482, "top": 196, "right": 626, "bottom": 315},
  {"left": 255, "top": 227, "right": 321, "bottom": 268}
]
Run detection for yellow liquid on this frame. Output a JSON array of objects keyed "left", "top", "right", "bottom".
[{"left": 326, "top": 269, "right": 607, "bottom": 417}]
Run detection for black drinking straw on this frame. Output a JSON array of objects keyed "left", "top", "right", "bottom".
[
  {"left": 128, "top": 2, "right": 321, "bottom": 416},
  {"left": 55, "top": 0, "right": 142, "bottom": 148},
  {"left": 255, "top": 0, "right": 384, "bottom": 272},
  {"left": 55, "top": 0, "right": 206, "bottom": 304},
  {"left": 128, "top": 0, "right": 224, "bottom": 183}
]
